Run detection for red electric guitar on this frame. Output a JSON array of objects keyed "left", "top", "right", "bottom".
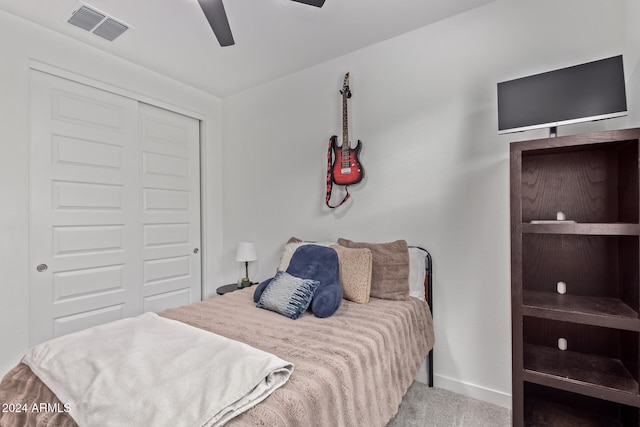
[{"left": 330, "top": 73, "right": 364, "bottom": 186}]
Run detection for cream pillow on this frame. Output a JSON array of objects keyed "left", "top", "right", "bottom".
[{"left": 330, "top": 245, "right": 372, "bottom": 304}]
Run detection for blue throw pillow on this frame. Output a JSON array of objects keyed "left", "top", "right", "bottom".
[{"left": 256, "top": 271, "right": 319, "bottom": 320}]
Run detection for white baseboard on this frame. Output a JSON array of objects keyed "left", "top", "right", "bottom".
[
  {"left": 412, "top": 358, "right": 511, "bottom": 410},
  {"left": 433, "top": 374, "right": 512, "bottom": 409}
]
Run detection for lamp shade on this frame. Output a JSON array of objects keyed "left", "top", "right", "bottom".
[{"left": 235, "top": 241, "right": 257, "bottom": 262}]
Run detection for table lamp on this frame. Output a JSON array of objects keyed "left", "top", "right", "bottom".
[{"left": 236, "top": 241, "right": 257, "bottom": 288}]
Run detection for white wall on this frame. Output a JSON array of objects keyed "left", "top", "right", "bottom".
[
  {"left": 221, "top": 0, "right": 637, "bottom": 407},
  {"left": 0, "top": 10, "right": 224, "bottom": 376}
]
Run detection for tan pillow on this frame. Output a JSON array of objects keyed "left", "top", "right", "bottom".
[
  {"left": 330, "top": 245, "right": 372, "bottom": 304},
  {"left": 337, "top": 238, "right": 410, "bottom": 301}
]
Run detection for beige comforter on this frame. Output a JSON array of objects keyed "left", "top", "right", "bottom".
[{"left": 0, "top": 287, "right": 434, "bottom": 427}]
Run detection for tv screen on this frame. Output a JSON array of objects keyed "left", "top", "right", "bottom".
[{"left": 497, "top": 55, "right": 627, "bottom": 134}]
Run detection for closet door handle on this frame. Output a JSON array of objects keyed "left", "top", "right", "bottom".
[
  {"left": 36, "top": 264, "right": 48, "bottom": 272},
  {"left": 193, "top": 248, "right": 199, "bottom": 254}
]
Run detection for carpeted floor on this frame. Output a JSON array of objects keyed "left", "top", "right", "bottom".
[{"left": 388, "top": 382, "right": 512, "bottom": 427}]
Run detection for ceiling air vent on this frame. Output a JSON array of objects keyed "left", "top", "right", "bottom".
[
  {"left": 92, "top": 18, "right": 129, "bottom": 41},
  {"left": 67, "top": 3, "right": 131, "bottom": 41}
]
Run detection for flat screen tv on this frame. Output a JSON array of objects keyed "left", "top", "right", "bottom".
[{"left": 497, "top": 55, "right": 627, "bottom": 134}]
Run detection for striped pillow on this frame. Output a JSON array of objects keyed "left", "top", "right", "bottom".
[{"left": 257, "top": 271, "right": 319, "bottom": 319}]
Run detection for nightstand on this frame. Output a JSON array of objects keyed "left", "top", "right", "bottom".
[{"left": 216, "top": 283, "right": 254, "bottom": 295}]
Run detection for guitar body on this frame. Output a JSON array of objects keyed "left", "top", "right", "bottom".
[{"left": 330, "top": 135, "right": 364, "bottom": 186}]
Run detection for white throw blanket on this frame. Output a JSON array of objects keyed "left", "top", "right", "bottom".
[{"left": 22, "top": 312, "right": 293, "bottom": 427}]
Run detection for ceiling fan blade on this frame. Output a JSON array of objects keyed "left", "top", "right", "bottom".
[
  {"left": 197, "top": 0, "right": 235, "bottom": 47},
  {"left": 291, "top": 0, "right": 326, "bottom": 7}
]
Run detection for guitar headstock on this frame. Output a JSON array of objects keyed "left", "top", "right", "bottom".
[{"left": 340, "top": 72, "right": 352, "bottom": 99}]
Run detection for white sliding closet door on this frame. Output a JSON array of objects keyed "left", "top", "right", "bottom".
[
  {"left": 29, "top": 71, "right": 201, "bottom": 346},
  {"left": 139, "top": 103, "right": 201, "bottom": 312}
]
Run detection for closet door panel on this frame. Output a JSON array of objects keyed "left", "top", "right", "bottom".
[
  {"left": 29, "top": 70, "right": 141, "bottom": 346},
  {"left": 139, "top": 103, "right": 201, "bottom": 312}
]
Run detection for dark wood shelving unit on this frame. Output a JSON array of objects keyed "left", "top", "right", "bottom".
[{"left": 511, "top": 128, "right": 640, "bottom": 426}]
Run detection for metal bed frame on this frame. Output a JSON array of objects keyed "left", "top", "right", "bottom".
[{"left": 412, "top": 246, "right": 434, "bottom": 387}]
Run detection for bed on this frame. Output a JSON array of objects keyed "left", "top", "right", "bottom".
[{"left": 0, "top": 240, "right": 434, "bottom": 427}]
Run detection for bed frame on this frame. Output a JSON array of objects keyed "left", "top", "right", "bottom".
[{"left": 412, "top": 246, "right": 434, "bottom": 387}]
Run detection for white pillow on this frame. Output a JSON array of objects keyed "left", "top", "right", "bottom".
[
  {"left": 277, "top": 239, "right": 335, "bottom": 272},
  {"left": 408, "top": 247, "right": 427, "bottom": 300}
]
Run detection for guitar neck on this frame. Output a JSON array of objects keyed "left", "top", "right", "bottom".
[
  {"left": 342, "top": 92, "right": 352, "bottom": 168},
  {"left": 342, "top": 92, "right": 349, "bottom": 151}
]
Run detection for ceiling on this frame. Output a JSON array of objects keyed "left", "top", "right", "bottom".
[{"left": 0, "top": 0, "right": 493, "bottom": 98}]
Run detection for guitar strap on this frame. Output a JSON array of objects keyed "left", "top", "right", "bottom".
[{"left": 325, "top": 138, "right": 351, "bottom": 208}]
